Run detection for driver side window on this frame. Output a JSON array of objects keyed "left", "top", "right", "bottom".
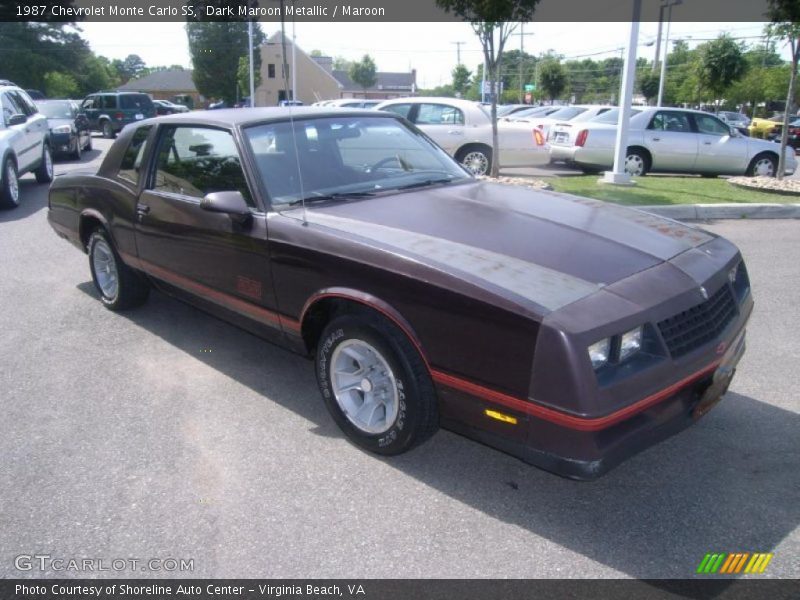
[
  {"left": 695, "top": 114, "right": 730, "bottom": 136},
  {"left": 649, "top": 111, "right": 691, "bottom": 133}
]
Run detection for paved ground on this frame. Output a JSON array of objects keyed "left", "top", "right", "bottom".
[{"left": 0, "top": 136, "right": 798, "bottom": 579}]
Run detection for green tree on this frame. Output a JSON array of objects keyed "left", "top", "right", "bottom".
[
  {"left": 435, "top": 0, "right": 542, "bottom": 177},
  {"left": 638, "top": 70, "right": 660, "bottom": 105},
  {"left": 236, "top": 54, "right": 262, "bottom": 101},
  {"left": 43, "top": 71, "right": 79, "bottom": 98},
  {"left": 767, "top": 0, "right": 800, "bottom": 179},
  {"left": 349, "top": 55, "right": 377, "bottom": 96},
  {"left": 333, "top": 56, "right": 354, "bottom": 71},
  {"left": 186, "top": 19, "right": 265, "bottom": 105},
  {"left": 538, "top": 60, "right": 566, "bottom": 103},
  {"left": 122, "top": 54, "right": 147, "bottom": 81},
  {"left": 696, "top": 35, "right": 748, "bottom": 109},
  {"left": 451, "top": 64, "right": 472, "bottom": 97}
]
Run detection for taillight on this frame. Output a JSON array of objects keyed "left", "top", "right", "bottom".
[
  {"left": 575, "top": 129, "right": 589, "bottom": 147},
  {"left": 115, "top": 112, "right": 124, "bottom": 120},
  {"left": 533, "top": 129, "right": 545, "bottom": 146}
]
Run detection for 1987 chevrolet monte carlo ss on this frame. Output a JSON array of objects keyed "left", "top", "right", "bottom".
[{"left": 48, "top": 108, "right": 752, "bottom": 479}]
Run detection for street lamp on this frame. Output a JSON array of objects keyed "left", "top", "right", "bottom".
[{"left": 656, "top": 0, "right": 682, "bottom": 107}]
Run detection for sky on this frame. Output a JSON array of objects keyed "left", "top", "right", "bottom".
[{"left": 78, "top": 21, "right": 782, "bottom": 90}]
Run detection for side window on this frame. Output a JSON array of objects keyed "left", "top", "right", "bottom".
[
  {"left": 380, "top": 103, "right": 413, "bottom": 119},
  {"left": 268, "top": 64, "right": 275, "bottom": 78},
  {"left": 416, "top": 104, "right": 464, "bottom": 125},
  {"left": 82, "top": 97, "right": 95, "bottom": 110},
  {"left": 695, "top": 114, "right": 730, "bottom": 136},
  {"left": 118, "top": 126, "right": 152, "bottom": 185},
  {"left": 102, "top": 95, "right": 117, "bottom": 110},
  {"left": 152, "top": 126, "right": 253, "bottom": 206},
  {"left": 12, "top": 90, "right": 37, "bottom": 116},
  {"left": 1, "top": 92, "right": 24, "bottom": 123},
  {"left": 649, "top": 111, "right": 691, "bottom": 133}
]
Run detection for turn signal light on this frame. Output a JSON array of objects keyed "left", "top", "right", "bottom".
[{"left": 533, "top": 129, "right": 545, "bottom": 146}]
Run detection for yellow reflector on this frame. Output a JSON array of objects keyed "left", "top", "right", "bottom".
[{"left": 484, "top": 409, "right": 518, "bottom": 425}]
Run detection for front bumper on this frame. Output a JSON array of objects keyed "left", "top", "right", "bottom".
[{"left": 50, "top": 132, "right": 74, "bottom": 154}]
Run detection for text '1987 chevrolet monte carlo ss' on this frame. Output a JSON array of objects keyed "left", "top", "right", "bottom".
[{"left": 47, "top": 108, "right": 752, "bottom": 479}]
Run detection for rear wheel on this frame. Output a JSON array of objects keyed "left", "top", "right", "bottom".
[
  {"left": 72, "top": 137, "right": 82, "bottom": 160},
  {"left": 88, "top": 229, "right": 150, "bottom": 310},
  {"left": 747, "top": 153, "right": 777, "bottom": 177},
  {"left": 456, "top": 145, "right": 492, "bottom": 176},
  {"left": 0, "top": 158, "right": 20, "bottom": 209},
  {"left": 101, "top": 120, "right": 115, "bottom": 139},
  {"left": 34, "top": 144, "right": 53, "bottom": 183},
  {"left": 316, "top": 313, "right": 438, "bottom": 455},
  {"left": 85, "top": 133, "right": 93, "bottom": 151},
  {"left": 624, "top": 149, "right": 649, "bottom": 176}
]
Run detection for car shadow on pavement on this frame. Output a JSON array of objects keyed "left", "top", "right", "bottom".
[
  {"left": 0, "top": 178, "right": 49, "bottom": 222},
  {"left": 75, "top": 283, "right": 800, "bottom": 581}
]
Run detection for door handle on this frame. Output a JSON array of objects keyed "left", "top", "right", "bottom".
[
  {"left": 651, "top": 137, "right": 660, "bottom": 141},
  {"left": 702, "top": 141, "right": 712, "bottom": 145},
  {"left": 136, "top": 203, "right": 150, "bottom": 215},
  {"left": 447, "top": 129, "right": 464, "bottom": 135}
]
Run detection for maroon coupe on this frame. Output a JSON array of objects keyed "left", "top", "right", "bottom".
[{"left": 47, "top": 109, "right": 752, "bottom": 479}]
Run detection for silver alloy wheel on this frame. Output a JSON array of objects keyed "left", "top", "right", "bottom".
[
  {"left": 624, "top": 153, "right": 645, "bottom": 176},
  {"left": 6, "top": 160, "right": 19, "bottom": 205},
  {"left": 330, "top": 339, "right": 399, "bottom": 435},
  {"left": 92, "top": 238, "right": 119, "bottom": 301},
  {"left": 753, "top": 157, "right": 775, "bottom": 177},
  {"left": 44, "top": 146, "right": 53, "bottom": 178},
  {"left": 461, "top": 151, "right": 489, "bottom": 176}
]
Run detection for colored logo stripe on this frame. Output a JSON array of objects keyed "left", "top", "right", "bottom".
[{"left": 697, "top": 553, "right": 773, "bottom": 574}]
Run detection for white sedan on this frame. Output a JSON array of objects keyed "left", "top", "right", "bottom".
[
  {"left": 511, "top": 104, "right": 614, "bottom": 139},
  {"left": 549, "top": 107, "right": 797, "bottom": 177},
  {"left": 375, "top": 97, "right": 549, "bottom": 175}
]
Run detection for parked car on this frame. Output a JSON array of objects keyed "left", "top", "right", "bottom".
[
  {"left": 717, "top": 111, "right": 750, "bottom": 129},
  {"left": 48, "top": 108, "right": 752, "bottom": 479},
  {"left": 549, "top": 108, "right": 641, "bottom": 167},
  {"left": 80, "top": 91, "right": 156, "bottom": 138},
  {"left": 0, "top": 82, "right": 53, "bottom": 208},
  {"left": 35, "top": 99, "right": 92, "bottom": 160},
  {"left": 511, "top": 105, "right": 614, "bottom": 139},
  {"left": 375, "top": 96, "right": 549, "bottom": 175},
  {"left": 748, "top": 116, "right": 780, "bottom": 139},
  {"left": 500, "top": 105, "right": 560, "bottom": 121},
  {"left": 550, "top": 107, "right": 796, "bottom": 177},
  {"left": 25, "top": 89, "right": 45, "bottom": 100},
  {"left": 773, "top": 117, "right": 800, "bottom": 150},
  {"left": 496, "top": 104, "right": 533, "bottom": 117},
  {"left": 278, "top": 100, "right": 304, "bottom": 107},
  {"left": 153, "top": 99, "right": 190, "bottom": 115},
  {"left": 315, "top": 98, "right": 379, "bottom": 109}
]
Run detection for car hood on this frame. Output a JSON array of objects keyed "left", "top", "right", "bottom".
[
  {"left": 46, "top": 118, "right": 73, "bottom": 128},
  {"left": 295, "top": 181, "right": 715, "bottom": 314}
]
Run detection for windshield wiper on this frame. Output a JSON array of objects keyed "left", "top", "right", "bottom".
[
  {"left": 395, "top": 176, "right": 459, "bottom": 191},
  {"left": 288, "top": 190, "right": 376, "bottom": 207}
]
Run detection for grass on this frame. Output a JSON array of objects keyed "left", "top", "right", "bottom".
[{"left": 544, "top": 175, "right": 799, "bottom": 206}]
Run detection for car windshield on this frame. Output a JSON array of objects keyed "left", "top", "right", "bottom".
[
  {"left": 36, "top": 101, "right": 73, "bottom": 118},
  {"left": 244, "top": 116, "right": 470, "bottom": 208},
  {"left": 591, "top": 108, "right": 642, "bottom": 124}
]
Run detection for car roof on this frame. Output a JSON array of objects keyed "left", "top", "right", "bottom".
[
  {"left": 376, "top": 96, "right": 479, "bottom": 109},
  {"left": 135, "top": 107, "right": 394, "bottom": 128}
]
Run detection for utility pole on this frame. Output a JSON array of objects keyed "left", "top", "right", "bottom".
[
  {"left": 291, "top": 0, "right": 297, "bottom": 102},
  {"left": 512, "top": 25, "right": 534, "bottom": 103},
  {"left": 248, "top": 20, "right": 255, "bottom": 106},
  {"left": 656, "top": 0, "right": 682, "bottom": 107},
  {"left": 451, "top": 41, "right": 464, "bottom": 65},
  {"left": 652, "top": 3, "right": 666, "bottom": 71}
]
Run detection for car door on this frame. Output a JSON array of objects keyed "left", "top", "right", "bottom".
[
  {"left": 81, "top": 96, "right": 100, "bottom": 130},
  {"left": 692, "top": 112, "right": 749, "bottom": 174},
  {"left": 1, "top": 90, "right": 38, "bottom": 171},
  {"left": 643, "top": 110, "right": 699, "bottom": 172},
  {"left": 412, "top": 103, "right": 465, "bottom": 154},
  {"left": 133, "top": 124, "right": 283, "bottom": 334}
]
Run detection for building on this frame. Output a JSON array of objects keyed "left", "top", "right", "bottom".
[
  {"left": 118, "top": 69, "right": 204, "bottom": 109},
  {"left": 255, "top": 32, "right": 416, "bottom": 106}
]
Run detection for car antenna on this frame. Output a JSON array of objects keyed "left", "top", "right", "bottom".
[{"left": 280, "top": 0, "right": 307, "bottom": 224}]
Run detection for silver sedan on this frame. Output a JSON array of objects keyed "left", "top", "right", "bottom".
[{"left": 550, "top": 107, "right": 797, "bottom": 177}]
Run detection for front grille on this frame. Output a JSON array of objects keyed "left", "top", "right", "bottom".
[{"left": 657, "top": 285, "right": 738, "bottom": 358}]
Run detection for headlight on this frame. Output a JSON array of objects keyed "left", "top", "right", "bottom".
[
  {"left": 588, "top": 338, "right": 611, "bottom": 370},
  {"left": 51, "top": 125, "right": 72, "bottom": 134},
  {"left": 619, "top": 326, "right": 643, "bottom": 361}
]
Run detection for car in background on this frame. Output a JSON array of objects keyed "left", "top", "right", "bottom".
[
  {"left": 0, "top": 82, "right": 53, "bottom": 208},
  {"left": 80, "top": 91, "right": 156, "bottom": 138},
  {"left": 25, "top": 89, "right": 45, "bottom": 100},
  {"left": 47, "top": 108, "right": 753, "bottom": 479},
  {"left": 35, "top": 99, "right": 92, "bottom": 160},
  {"left": 748, "top": 116, "right": 780, "bottom": 139},
  {"left": 314, "top": 98, "right": 380, "bottom": 109},
  {"left": 278, "top": 100, "right": 304, "bottom": 107},
  {"left": 717, "top": 111, "right": 750, "bottom": 131},
  {"left": 376, "top": 96, "right": 549, "bottom": 175},
  {"left": 777, "top": 118, "right": 800, "bottom": 149},
  {"left": 500, "top": 105, "right": 560, "bottom": 122},
  {"left": 153, "top": 99, "right": 190, "bottom": 115},
  {"left": 511, "top": 105, "right": 614, "bottom": 139},
  {"left": 496, "top": 104, "right": 532, "bottom": 117},
  {"left": 552, "top": 107, "right": 796, "bottom": 177},
  {"left": 549, "top": 107, "right": 641, "bottom": 167}
]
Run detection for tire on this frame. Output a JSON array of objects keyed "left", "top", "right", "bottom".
[
  {"left": 85, "top": 134, "right": 93, "bottom": 151},
  {"left": 316, "top": 313, "right": 439, "bottom": 455},
  {"left": 72, "top": 137, "right": 82, "bottom": 161},
  {"left": 624, "top": 148, "right": 649, "bottom": 176},
  {"left": 0, "top": 157, "right": 20, "bottom": 209},
  {"left": 456, "top": 145, "right": 492, "bottom": 176},
  {"left": 746, "top": 153, "right": 778, "bottom": 177},
  {"left": 34, "top": 143, "right": 53, "bottom": 183},
  {"left": 580, "top": 167, "right": 602, "bottom": 175},
  {"left": 88, "top": 229, "right": 150, "bottom": 310},
  {"left": 101, "top": 120, "right": 115, "bottom": 139}
]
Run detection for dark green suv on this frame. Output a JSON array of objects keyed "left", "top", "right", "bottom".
[{"left": 80, "top": 92, "right": 156, "bottom": 138}]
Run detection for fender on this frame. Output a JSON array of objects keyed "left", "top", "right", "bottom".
[
  {"left": 79, "top": 208, "right": 112, "bottom": 249},
  {"left": 298, "top": 287, "right": 431, "bottom": 369}
]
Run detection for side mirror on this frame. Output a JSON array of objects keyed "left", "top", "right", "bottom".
[
  {"left": 730, "top": 127, "right": 741, "bottom": 138},
  {"left": 8, "top": 113, "right": 27, "bottom": 126},
  {"left": 200, "top": 191, "right": 252, "bottom": 225}
]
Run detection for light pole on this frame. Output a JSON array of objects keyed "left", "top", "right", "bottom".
[
  {"left": 248, "top": 20, "right": 255, "bottom": 106},
  {"left": 656, "top": 0, "right": 682, "bottom": 107}
]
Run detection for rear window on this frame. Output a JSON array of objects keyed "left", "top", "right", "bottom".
[
  {"left": 120, "top": 94, "right": 153, "bottom": 110},
  {"left": 546, "top": 107, "right": 587, "bottom": 121}
]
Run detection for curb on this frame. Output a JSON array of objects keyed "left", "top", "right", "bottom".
[{"left": 636, "top": 203, "right": 800, "bottom": 220}]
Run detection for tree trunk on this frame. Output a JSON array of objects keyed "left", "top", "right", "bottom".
[{"left": 777, "top": 54, "right": 798, "bottom": 181}]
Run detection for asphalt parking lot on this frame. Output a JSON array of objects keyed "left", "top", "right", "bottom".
[{"left": 1, "top": 136, "right": 798, "bottom": 579}]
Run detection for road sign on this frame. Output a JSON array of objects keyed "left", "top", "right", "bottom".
[{"left": 524, "top": 84, "right": 536, "bottom": 92}]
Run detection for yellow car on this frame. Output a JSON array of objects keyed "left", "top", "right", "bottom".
[{"left": 748, "top": 117, "right": 780, "bottom": 139}]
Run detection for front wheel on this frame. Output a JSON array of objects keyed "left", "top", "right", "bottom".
[
  {"left": 88, "top": 229, "right": 150, "bottom": 310},
  {"left": 0, "top": 158, "right": 20, "bottom": 209},
  {"left": 72, "top": 137, "right": 82, "bottom": 160},
  {"left": 457, "top": 146, "right": 492, "bottom": 176},
  {"left": 34, "top": 144, "right": 53, "bottom": 183},
  {"left": 101, "top": 121, "right": 115, "bottom": 139},
  {"left": 316, "top": 313, "right": 439, "bottom": 455}
]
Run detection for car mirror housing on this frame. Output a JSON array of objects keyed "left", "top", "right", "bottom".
[
  {"left": 8, "top": 113, "right": 27, "bottom": 126},
  {"left": 200, "top": 191, "right": 251, "bottom": 225}
]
